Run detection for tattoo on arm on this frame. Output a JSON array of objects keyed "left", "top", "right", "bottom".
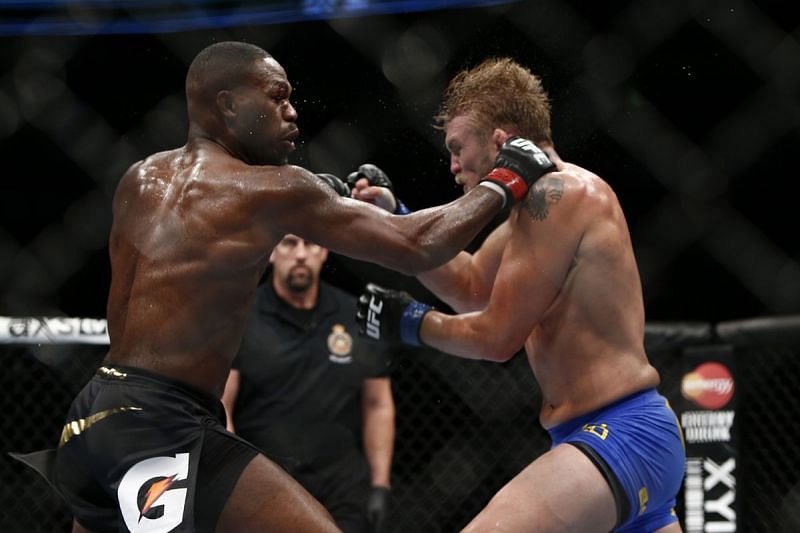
[{"left": 525, "top": 177, "right": 565, "bottom": 221}]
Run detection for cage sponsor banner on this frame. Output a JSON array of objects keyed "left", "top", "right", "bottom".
[
  {"left": 0, "top": 316, "right": 110, "bottom": 345},
  {"left": 679, "top": 345, "right": 738, "bottom": 533}
]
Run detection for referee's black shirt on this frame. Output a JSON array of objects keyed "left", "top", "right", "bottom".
[{"left": 232, "top": 279, "right": 391, "bottom": 469}]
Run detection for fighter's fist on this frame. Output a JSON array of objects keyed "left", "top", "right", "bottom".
[
  {"left": 357, "top": 283, "right": 433, "bottom": 346},
  {"left": 347, "top": 164, "right": 403, "bottom": 213},
  {"left": 480, "top": 137, "right": 556, "bottom": 207},
  {"left": 316, "top": 173, "right": 350, "bottom": 197},
  {"left": 346, "top": 163, "right": 395, "bottom": 192}
]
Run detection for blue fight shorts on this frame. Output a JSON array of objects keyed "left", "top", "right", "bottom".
[{"left": 548, "top": 389, "right": 685, "bottom": 532}]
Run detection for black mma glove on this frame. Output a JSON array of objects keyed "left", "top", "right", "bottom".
[
  {"left": 316, "top": 172, "right": 350, "bottom": 197},
  {"left": 366, "top": 486, "right": 390, "bottom": 533},
  {"left": 346, "top": 163, "right": 395, "bottom": 192},
  {"left": 357, "top": 283, "right": 433, "bottom": 346},
  {"left": 480, "top": 136, "right": 556, "bottom": 207},
  {"left": 346, "top": 164, "right": 411, "bottom": 214}
]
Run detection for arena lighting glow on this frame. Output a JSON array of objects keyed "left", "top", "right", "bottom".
[{"left": 0, "top": 0, "right": 519, "bottom": 35}]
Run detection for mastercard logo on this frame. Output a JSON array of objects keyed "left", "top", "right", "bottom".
[{"left": 681, "top": 362, "right": 735, "bottom": 409}]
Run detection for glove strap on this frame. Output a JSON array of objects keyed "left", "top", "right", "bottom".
[
  {"left": 482, "top": 167, "right": 528, "bottom": 206},
  {"left": 399, "top": 302, "right": 432, "bottom": 346},
  {"left": 478, "top": 181, "right": 509, "bottom": 208}
]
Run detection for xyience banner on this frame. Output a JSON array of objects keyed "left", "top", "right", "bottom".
[{"left": 679, "top": 345, "right": 737, "bottom": 533}]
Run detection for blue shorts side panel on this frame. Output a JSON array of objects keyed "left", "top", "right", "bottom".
[{"left": 548, "top": 389, "right": 685, "bottom": 530}]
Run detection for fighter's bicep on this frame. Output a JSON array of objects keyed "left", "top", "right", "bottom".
[
  {"left": 469, "top": 221, "right": 512, "bottom": 292},
  {"left": 482, "top": 215, "right": 580, "bottom": 343},
  {"left": 285, "top": 190, "right": 412, "bottom": 265}
]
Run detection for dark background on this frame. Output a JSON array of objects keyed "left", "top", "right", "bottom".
[
  {"left": 1, "top": 2, "right": 799, "bottom": 532},
  {"left": 1, "top": 0, "right": 799, "bottom": 323}
]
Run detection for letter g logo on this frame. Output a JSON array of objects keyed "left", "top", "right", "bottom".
[{"left": 118, "top": 453, "right": 190, "bottom": 532}]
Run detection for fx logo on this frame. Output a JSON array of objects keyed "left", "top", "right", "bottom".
[{"left": 366, "top": 297, "right": 383, "bottom": 340}]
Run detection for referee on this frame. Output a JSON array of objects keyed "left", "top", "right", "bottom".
[{"left": 222, "top": 233, "right": 395, "bottom": 533}]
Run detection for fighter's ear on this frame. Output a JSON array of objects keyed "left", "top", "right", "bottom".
[
  {"left": 491, "top": 128, "right": 513, "bottom": 149},
  {"left": 216, "top": 90, "right": 236, "bottom": 118}
]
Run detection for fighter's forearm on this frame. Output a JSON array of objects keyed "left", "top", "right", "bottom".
[
  {"left": 420, "top": 310, "right": 520, "bottom": 362},
  {"left": 417, "top": 253, "right": 484, "bottom": 313},
  {"left": 384, "top": 187, "right": 503, "bottom": 275}
]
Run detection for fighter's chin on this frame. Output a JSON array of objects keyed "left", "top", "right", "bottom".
[
  {"left": 280, "top": 139, "right": 296, "bottom": 154},
  {"left": 455, "top": 174, "right": 477, "bottom": 194}
]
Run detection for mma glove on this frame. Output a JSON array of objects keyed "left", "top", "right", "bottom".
[
  {"left": 346, "top": 164, "right": 411, "bottom": 215},
  {"left": 357, "top": 283, "right": 433, "bottom": 347},
  {"left": 316, "top": 172, "right": 351, "bottom": 197},
  {"left": 480, "top": 136, "right": 556, "bottom": 207},
  {"left": 366, "top": 486, "right": 390, "bottom": 533}
]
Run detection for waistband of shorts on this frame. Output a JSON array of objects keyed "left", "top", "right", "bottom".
[
  {"left": 547, "top": 388, "right": 660, "bottom": 443},
  {"left": 95, "top": 363, "right": 222, "bottom": 415}
]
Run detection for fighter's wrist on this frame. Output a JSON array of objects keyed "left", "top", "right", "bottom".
[
  {"left": 482, "top": 167, "right": 528, "bottom": 206},
  {"left": 399, "top": 301, "right": 433, "bottom": 346},
  {"left": 478, "top": 180, "right": 512, "bottom": 208},
  {"left": 395, "top": 200, "right": 412, "bottom": 215}
]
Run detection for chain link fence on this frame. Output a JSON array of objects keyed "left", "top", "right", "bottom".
[{"left": 2, "top": 318, "right": 799, "bottom": 531}]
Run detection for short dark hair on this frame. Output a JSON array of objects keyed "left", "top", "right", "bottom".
[
  {"left": 186, "top": 41, "right": 270, "bottom": 99},
  {"left": 435, "top": 58, "right": 552, "bottom": 144}
]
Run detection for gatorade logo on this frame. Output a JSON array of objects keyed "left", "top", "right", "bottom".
[
  {"left": 681, "top": 362, "right": 734, "bottom": 409},
  {"left": 118, "top": 453, "right": 190, "bottom": 532}
]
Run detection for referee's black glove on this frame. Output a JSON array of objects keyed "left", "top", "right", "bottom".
[{"left": 366, "top": 485, "right": 390, "bottom": 533}]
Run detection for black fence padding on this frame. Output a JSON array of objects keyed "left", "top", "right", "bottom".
[
  {"left": 717, "top": 315, "right": 800, "bottom": 347},
  {"left": 644, "top": 321, "right": 715, "bottom": 351}
]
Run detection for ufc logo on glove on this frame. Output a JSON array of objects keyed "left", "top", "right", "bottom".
[
  {"left": 366, "top": 297, "right": 383, "bottom": 340},
  {"left": 508, "top": 138, "right": 551, "bottom": 167}
]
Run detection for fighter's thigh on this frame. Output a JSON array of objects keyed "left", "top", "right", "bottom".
[
  {"left": 462, "top": 444, "right": 616, "bottom": 533},
  {"left": 216, "top": 453, "right": 341, "bottom": 533}
]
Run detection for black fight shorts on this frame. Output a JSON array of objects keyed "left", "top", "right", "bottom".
[{"left": 41, "top": 364, "right": 258, "bottom": 532}]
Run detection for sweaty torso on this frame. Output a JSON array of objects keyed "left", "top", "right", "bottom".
[
  {"left": 105, "top": 142, "right": 283, "bottom": 396},
  {"left": 512, "top": 163, "right": 659, "bottom": 428}
]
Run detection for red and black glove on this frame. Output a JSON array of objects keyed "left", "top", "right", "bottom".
[{"left": 480, "top": 136, "right": 556, "bottom": 207}]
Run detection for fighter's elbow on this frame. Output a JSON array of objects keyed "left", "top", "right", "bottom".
[
  {"left": 478, "top": 337, "right": 523, "bottom": 363},
  {"left": 389, "top": 240, "right": 440, "bottom": 275},
  {"left": 482, "top": 348, "right": 518, "bottom": 363}
]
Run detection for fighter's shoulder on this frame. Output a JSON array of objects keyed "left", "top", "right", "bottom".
[
  {"left": 523, "top": 164, "right": 615, "bottom": 221},
  {"left": 545, "top": 165, "right": 615, "bottom": 204},
  {"left": 119, "top": 149, "right": 181, "bottom": 183},
  {"left": 239, "top": 164, "right": 317, "bottom": 191}
]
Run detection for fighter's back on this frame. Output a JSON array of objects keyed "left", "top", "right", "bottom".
[{"left": 105, "top": 141, "right": 274, "bottom": 395}]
